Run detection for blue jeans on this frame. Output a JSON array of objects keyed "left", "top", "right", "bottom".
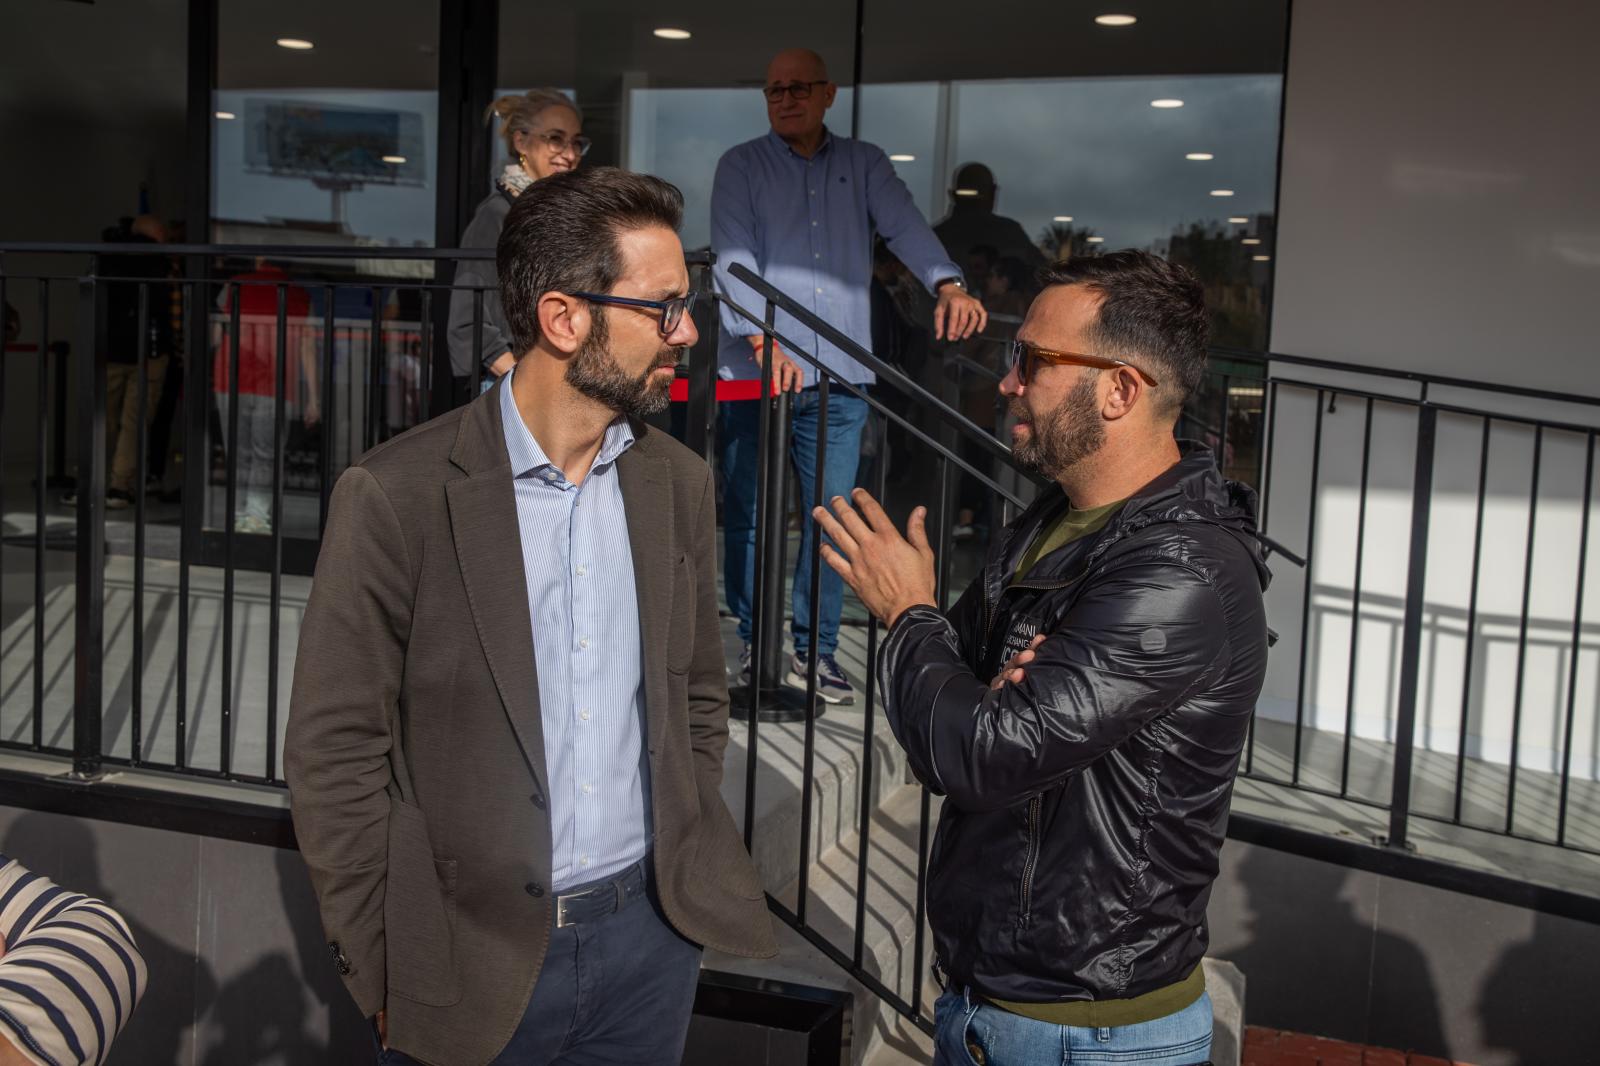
[
  {"left": 376, "top": 863, "right": 703, "bottom": 1065},
  {"left": 719, "top": 388, "right": 870, "bottom": 657},
  {"left": 933, "top": 986, "right": 1213, "bottom": 1066}
]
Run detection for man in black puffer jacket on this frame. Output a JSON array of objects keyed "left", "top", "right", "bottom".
[{"left": 813, "top": 250, "right": 1269, "bottom": 1066}]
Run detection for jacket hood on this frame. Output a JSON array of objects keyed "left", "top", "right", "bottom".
[{"left": 989, "top": 441, "right": 1272, "bottom": 596}]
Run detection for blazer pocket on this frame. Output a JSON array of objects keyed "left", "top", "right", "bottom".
[
  {"left": 666, "top": 551, "right": 696, "bottom": 675},
  {"left": 385, "top": 796, "right": 461, "bottom": 1006}
]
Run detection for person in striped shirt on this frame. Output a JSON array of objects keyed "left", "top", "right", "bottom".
[{"left": 0, "top": 855, "right": 146, "bottom": 1066}]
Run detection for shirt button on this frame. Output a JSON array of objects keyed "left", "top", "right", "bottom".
[
  {"left": 579, "top": 637, "right": 590, "bottom": 650},
  {"left": 809, "top": 188, "right": 815, "bottom": 195},
  {"left": 582, "top": 783, "right": 593, "bottom": 795},
  {"left": 811, "top": 221, "right": 818, "bottom": 227},
  {"left": 816, "top": 287, "right": 823, "bottom": 294},
  {"left": 579, "top": 708, "right": 591, "bottom": 721},
  {"left": 576, "top": 565, "right": 587, "bottom": 577},
  {"left": 814, "top": 253, "right": 820, "bottom": 259},
  {"left": 580, "top": 855, "right": 590, "bottom": 867}
]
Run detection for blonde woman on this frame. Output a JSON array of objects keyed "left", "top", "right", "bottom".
[{"left": 448, "top": 89, "right": 588, "bottom": 397}]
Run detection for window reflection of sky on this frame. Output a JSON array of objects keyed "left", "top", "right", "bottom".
[
  {"left": 212, "top": 73, "right": 1278, "bottom": 258},
  {"left": 213, "top": 89, "right": 438, "bottom": 246},
  {"left": 634, "top": 74, "right": 1280, "bottom": 255}
]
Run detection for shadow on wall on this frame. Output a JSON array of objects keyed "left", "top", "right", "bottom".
[
  {"left": 1477, "top": 910, "right": 1594, "bottom": 1066},
  {"left": 197, "top": 847, "right": 370, "bottom": 1064},
  {"left": 1222, "top": 846, "right": 1449, "bottom": 1059},
  {"left": 0, "top": 813, "right": 370, "bottom": 1065},
  {"left": 1, "top": 813, "right": 218, "bottom": 1066}
]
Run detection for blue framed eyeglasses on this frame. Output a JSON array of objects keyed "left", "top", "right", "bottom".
[{"left": 570, "top": 290, "right": 698, "bottom": 336}]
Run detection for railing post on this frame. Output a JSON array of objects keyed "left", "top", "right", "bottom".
[
  {"left": 1384, "top": 403, "right": 1437, "bottom": 850},
  {"left": 757, "top": 387, "right": 793, "bottom": 693},
  {"left": 72, "top": 276, "right": 105, "bottom": 779}
]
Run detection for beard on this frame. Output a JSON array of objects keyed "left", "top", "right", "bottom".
[
  {"left": 1009, "top": 373, "right": 1106, "bottom": 479},
  {"left": 564, "top": 315, "right": 680, "bottom": 418}
]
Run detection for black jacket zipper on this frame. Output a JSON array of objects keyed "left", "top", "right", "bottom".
[{"left": 1019, "top": 795, "right": 1041, "bottom": 926}]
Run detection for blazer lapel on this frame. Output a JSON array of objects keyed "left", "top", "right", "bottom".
[
  {"left": 446, "top": 392, "right": 550, "bottom": 800},
  {"left": 617, "top": 434, "right": 674, "bottom": 760}
]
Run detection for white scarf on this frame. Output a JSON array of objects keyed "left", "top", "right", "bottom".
[{"left": 499, "top": 163, "right": 535, "bottom": 197}]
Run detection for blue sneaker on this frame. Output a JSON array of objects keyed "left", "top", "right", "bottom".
[{"left": 785, "top": 651, "right": 855, "bottom": 705}]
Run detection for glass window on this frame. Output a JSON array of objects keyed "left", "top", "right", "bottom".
[
  {"left": 204, "top": 0, "right": 441, "bottom": 553},
  {"left": 214, "top": 0, "right": 440, "bottom": 248},
  {"left": 496, "top": 2, "right": 859, "bottom": 252}
]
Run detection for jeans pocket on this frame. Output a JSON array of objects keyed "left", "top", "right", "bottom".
[{"left": 933, "top": 991, "right": 986, "bottom": 1066}]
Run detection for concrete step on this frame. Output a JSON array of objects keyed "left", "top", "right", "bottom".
[
  {"left": 716, "top": 620, "right": 910, "bottom": 896},
  {"left": 717, "top": 775, "right": 1248, "bottom": 1066},
  {"left": 709, "top": 781, "right": 937, "bottom": 1066}
]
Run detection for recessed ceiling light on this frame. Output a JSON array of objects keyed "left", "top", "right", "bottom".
[
  {"left": 276, "top": 37, "right": 314, "bottom": 50},
  {"left": 1151, "top": 99, "right": 1184, "bottom": 109},
  {"left": 1210, "top": 189, "right": 1235, "bottom": 197},
  {"left": 1228, "top": 216, "right": 1249, "bottom": 224},
  {"left": 382, "top": 155, "right": 407, "bottom": 165},
  {"left": 954, "top": 188, "right": 979, "bottom": 197},
  {"left": 652, "top": 27, "right": 691, "bottom": 40},
  {"left": 1053, "top": 215, "right": 1074, "bottom": 222},
  {"left": 1085, "top": 236, "right": 1105, "bottom": 243},
  {"left": 1094, "top": 14, "right": 1137, "bottom": 26},
  {"left": 1185, "top": 152, "right": 1214, "bottom": 161},
  {"left": 888, "top": 154, "right": 915, "bottom": 162},
  {"left": 215, "top": 110, "right": 236, "bottom": 120},
  {"left": 1241, "top": 238, "right": 1261, "bottom": 245},
  {"left": 1252, "top": 255, "right": 1272, "bottom": 262}
]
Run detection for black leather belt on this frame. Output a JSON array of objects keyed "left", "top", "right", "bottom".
[{"left": 553, "top": 860, "right": 647, "bottom": 928}]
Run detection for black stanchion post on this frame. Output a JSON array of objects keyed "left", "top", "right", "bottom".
[
  {"left": 757, "top": 387, "right": 792, "bottom": 698},
  {"left": 1384, "top": 403, "right": 1437, "bottom": 851},
  {"left": 71, "top": 277, "right": 105, "bottom": 779}
]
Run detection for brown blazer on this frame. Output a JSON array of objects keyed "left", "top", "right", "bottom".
[{"left": 285, "top": 383, "right": 777, "bottom": 1066}]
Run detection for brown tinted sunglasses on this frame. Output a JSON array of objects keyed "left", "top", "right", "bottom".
[{"left": 1007, "top": 339, "right": 1160, "bottom": 388}]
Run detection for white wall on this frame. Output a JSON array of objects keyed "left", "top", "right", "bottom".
[
  {"left": 1271, "top": 0, "right": 1600, "bottom": 395},
  {"left": 1261, "top": 0, "right": 1600, "bottom": 806}
]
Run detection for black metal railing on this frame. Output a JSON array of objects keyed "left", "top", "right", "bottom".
[
  {"left": 1239, "top": 360, "right": 1600, "bottom": 858},
  {"left": 0, "top": 242, "right": 716, "bottom": 785},
  {"left": 3, "top": 242, "right": 1596, "bottom": 1040},
  {"left": 712, "top": 264, "right": 1600, "bottom": 1034}
]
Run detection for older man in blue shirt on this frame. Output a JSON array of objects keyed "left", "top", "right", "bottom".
[{"left": 713, "top": 47, "right": 987, "bottom": 704}]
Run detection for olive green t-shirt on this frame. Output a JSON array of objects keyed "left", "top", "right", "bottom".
[{"left": 1014, "top": 497, "right": 1127, "bottom": 580}]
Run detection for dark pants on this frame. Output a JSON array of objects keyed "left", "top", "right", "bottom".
[{"left": 377, "top": 862, "right": 703, "bottom": 1065}]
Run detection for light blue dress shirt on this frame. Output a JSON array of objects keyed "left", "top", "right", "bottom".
[
  {"left": 499, "top": 371, "right": 650, "bottom": 892},
  {"left": 711, "top": 128, "right": 963, "bottom": 388}
]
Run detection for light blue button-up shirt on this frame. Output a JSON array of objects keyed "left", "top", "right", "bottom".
[
  {"left": 711, "top": 128, "right": 963, "bottom": 387},
  {"left": 500, "top": 371, "right": 649, "bottom": 892}
]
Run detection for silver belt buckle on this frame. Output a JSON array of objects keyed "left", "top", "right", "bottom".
[{"left": 555, "top": 894, "right": 574, "bottom": 928}]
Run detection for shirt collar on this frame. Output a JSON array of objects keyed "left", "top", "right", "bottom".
[
  {"left": 766, "top": 126, "right": 834, "bottom": 161},
  {"left": 499, "top": 365, "right": 636, "bottom": 483}
]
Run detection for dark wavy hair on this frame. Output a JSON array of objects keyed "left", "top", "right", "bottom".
[
  {"left": 498, "top": 167, "right": 685, "bottom": 354},
  {"left": 1036, "top": 250, "right": 1209, "bottom": 417}
]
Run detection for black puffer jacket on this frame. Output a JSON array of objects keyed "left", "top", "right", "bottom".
[{"left": 880, "top": 443, "right": 1270, "bottom": 1004}]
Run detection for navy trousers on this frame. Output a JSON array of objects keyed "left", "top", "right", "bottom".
[{"left": 377, "top": 862, "right": 703, "bottom": 1065}]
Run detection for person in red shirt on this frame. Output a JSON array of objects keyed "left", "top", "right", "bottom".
[{"left": 213, "top": 259, "right": 319, "bottom": 533}]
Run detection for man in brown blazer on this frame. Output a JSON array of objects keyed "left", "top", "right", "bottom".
[{"left": 286, "top": 167, "right": 777, "bottom": 1066}]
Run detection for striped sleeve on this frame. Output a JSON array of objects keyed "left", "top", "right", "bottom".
[{"left": 0, "top": 856, "right": 146, "bottom": 1066}]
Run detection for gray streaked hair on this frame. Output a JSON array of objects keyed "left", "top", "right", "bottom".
[{"left": 485, "top": 89, "right": 582, "bottom": 158}]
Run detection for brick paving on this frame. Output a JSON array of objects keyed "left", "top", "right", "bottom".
[{"left": 1244, "top": 1027, "right": 1477, "bottom": 1066}]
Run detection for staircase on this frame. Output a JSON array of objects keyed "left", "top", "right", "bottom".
[{"left": 708, "top": 615, "right": 1248, "bottom": 1065}]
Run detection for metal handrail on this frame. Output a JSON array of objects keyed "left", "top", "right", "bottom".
[
  {"left": 1211, "top": 343, "right": 1600, "bottom": 411},
  {"left": 727, "top": 262, "right": 1020, "bottom": 471},
  {"left": 716, "top": 289, "right": 1025, "bottom": 505}
]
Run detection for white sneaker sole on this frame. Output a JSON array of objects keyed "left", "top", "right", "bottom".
[{"left": 783, "top": 668, "right": 854, "bottom": 705}]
